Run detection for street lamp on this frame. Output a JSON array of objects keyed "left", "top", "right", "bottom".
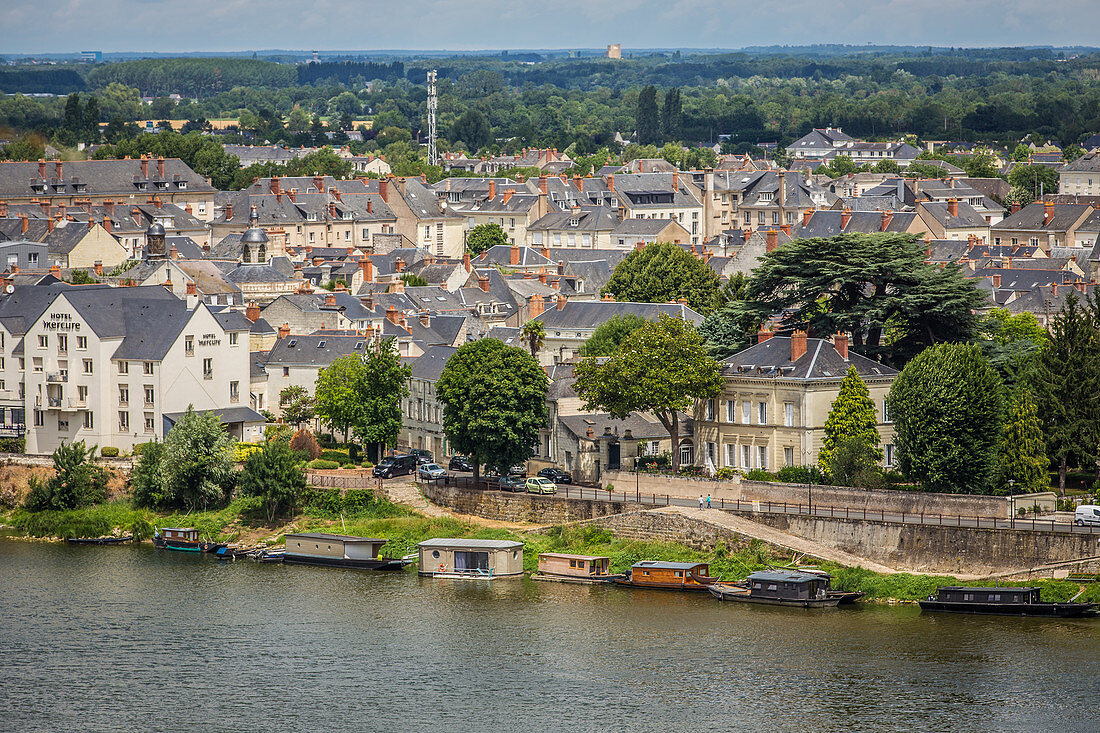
[
  {"left": 1008, "top": 479, "right": 1015, "bottom": 529},
  {"left": 801, "top": 447, "right": 815, "bottom": 515}
]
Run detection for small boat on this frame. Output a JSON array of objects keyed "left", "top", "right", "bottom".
[
  {"left": 780, "top": 567, "right": 864, "bottom": 604},
  {"left": 153, "top": 527, "right": 204, "bottom": 552},
  {"left": 202, "top": 542, "right": 227, "bottom": 553},
  {"left": 709, "top": 571, "right": 841, "bottom": 608},
  {"left": 66, "top": 536, "right": 133, "bottom": 545},
  {"left": 258, "top": 548, "right": 285, "bottom": 563},
  {"left": 284, "top": 533, "right": 412, "bottom": 571},
  {"left": 531, "top": 553, "right": 625, "bottom": 584},
  {"left": 919, "top": 586, "right": 1099, "bottom": 618},
  {"left": 614, "top": 561, "right": 718, "bottom": 592}
]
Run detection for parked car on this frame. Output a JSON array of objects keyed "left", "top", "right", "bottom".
[
  {"left": 410, "top": 448, "right": 433, "bottom": 465},
  {"left": 373, "top": 454, "right": 417, "bottom": 479},
  {"left": 497, "top": 475, "right": 525, "bottom": 492},
  {"left": 448, "top": 456, "right": 473, "bottom": 472},
  {"left": 418, "top": 463, "right": 447, "bottom": 480},
  {"left": 526, "top": 477, "right": 557, "bottom": 495},
  {"left": 507, "top": 464, "right": 527, "bottom": 477},
  {"left": 537, "top": 467, "right": 572, "bottom": 484},
  {"left": 1074, "top": 504, "right": 1100, "bottom": 526}
]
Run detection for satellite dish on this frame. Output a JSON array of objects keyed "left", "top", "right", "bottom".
[{"left": 5, "top": 284, "right": 13, "bottom": 294}]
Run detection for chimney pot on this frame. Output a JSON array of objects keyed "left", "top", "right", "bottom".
[
  {"left": 556, "top": 294, "right": 567, "bottom": 311},
  {"left": 245, "top": 302, "right": 260, "bottom": 322},
  {"left": 835, "top": 332, "right": 849, "bottom": 360},
  {"left": 766, "top": 229, "right": 778, "bottom": 252},
  {"left": 278, "top": 323, "right": 290, "bottom": 339},
  {"left": 840, "top": 208, "right": 852, "bottom": 230},
  {"left": 757, "top": 326, "right": 774, "bottom": 343},
  {"left": 791, "top": 330, "right": 808, "bottom": 362},
  {"left": 802, "top": 208, "right": 814, "bottom": 227},
  {"left": 510, "top": 245, "right": 520, "bottom": 266}
]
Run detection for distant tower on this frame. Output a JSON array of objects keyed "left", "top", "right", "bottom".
[
  {"left": 145, "top": 222, "right": 166, "bottom": 259},
  {"left": 605, "top": 44, "right": 622, "bottom": 60},
  {"left": 240, "top": 205, "right": 268, "bottom": 265},
  {"left": 426, "top": 69, "right": 438, "bottom": 167}
]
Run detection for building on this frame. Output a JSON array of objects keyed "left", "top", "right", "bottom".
[
  {"left": 1059, "top": 152, "right": 1100, "bottom": 197},
  {"left": 400, "top": 345, "right": 456, "bottom": 460},
  {"left": 611, "top": 218, "right": 692, "bottom": 248},
  {"left": 606, "top": 44, "right": 622, "bottom": 59},
  {"left": 417, "top": 538, "right": 524, "bottom": 578},
  {"left": 694, "top": 331, "right": 898, "bottom": 473},
  {"left": 991, "top": 201, "right": 1100, "bottom": 251},
  {"left": 786, "top": 128, "right": 920, "bottom": 167},
  {"left": 611, "top": 172, "right": 704, "bottom": 245}
]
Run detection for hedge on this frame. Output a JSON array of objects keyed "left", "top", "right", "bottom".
[
  {"left": 309, "top": 459, "right": 340, "bottom": 470},
  {"left": 100, "top": 447, "right": 119, "bottom": 457}
]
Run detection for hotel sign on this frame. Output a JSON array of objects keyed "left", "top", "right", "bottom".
[
  {"left": 42, "top": 313, "right": 80, "bottom": 331},
  {"left": 198, "top": 332, "right": 221, "bottom": 347}
]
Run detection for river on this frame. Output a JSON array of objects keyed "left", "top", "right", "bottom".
[{"left": 1, "top": 540, "right": 1097, "bottom": 732}]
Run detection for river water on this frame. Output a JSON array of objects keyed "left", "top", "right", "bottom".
[{"left": 1, "top": 540, "right": 1097, "bottom": 732}]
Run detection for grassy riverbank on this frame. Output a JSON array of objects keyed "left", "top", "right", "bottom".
[{"left": 4, "top": 497, "right": 1099, "bottom": 605}]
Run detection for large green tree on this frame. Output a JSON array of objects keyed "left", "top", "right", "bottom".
[
  {"left": 603, "top": 242, "right": 723, "bottom": 314},
  {"left": 1030, "top": 292, "right": 1100, "bottom": 492},
  {"left": 1008, "top": 164, "right": 1059, "bottom": 198},
  {"left": 636, "top": 85, "right": 660, "bottom": 145},
  {"left": 239, "top": 437, "right": 307, "bottom": 523},
  {"left": 437, "top": 339, "right": 548, "bottom": 479},
  {"left": 661, "top": 87, "right": 682, "bottom": 143},
  {"left": 353, "top": 339, "right": 412, "bottom": 461},
  {"left": 279, "top": 385, "right": 316, "bottom": 428},
  {"left": 888, "top": 343, "right": 1004, "bottom": 494},
  {"left": 452, "top": 108, "right": 492, "bottom": 152},
  {"left": 315, "top": 355, "right": 368, "bottom": 444},
  {"left": 819, "top": 366, "right": 882, "bottom": 479},
  {"left": 708, "top": 233, "right": 985, "bottom": 365},
  {"left": 573, "top": 315, "right": 723, "bottom": 473},
  {"left": 24, "top": 441, "right": 108, "bottom": 512},
  {"left": 580, "top": 313, "right": 647, "bottom": 357},
  {"left": 997, "top": 391, "right": 1049, "bottom": 495},
  {"left": 159, "top": 406, "right": 236, "bottom": 511},
  {"left": 466, "top": 222, "right": 508, "bottom": 255}
]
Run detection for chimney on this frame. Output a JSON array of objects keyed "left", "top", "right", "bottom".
[
  {"left": 1010, "top": 201, "right": 1021, "bottom": 215},
  {"left": 287, "top": 189, "right": 296, "bottom": 203},
  {"left": 392, "top": 279, "right": 405, "bottom": 294},
  {"left": 419, "top": 311, "right": 431, "bottom": 328},
  {"left": 510, "top": 245, "right": 520, "bottom": 266},
  {"left": 557, "top": 260, "right": 565, "bottom": 276},
  {"left": 245, "top": 302, "right": 260, "bottom": 322},
  {"left": 333, "top": 189, "right": 342, "bottom": 202},
  {"left": 1043, "top": 201, "right": 1055, "bottom": 226},
  {"left": 840, "top": 208, "right": 852, "bottom": 230},
  {"left": 489, "top": 180, "right": 496, "bottom": 199},
  {"left": 503, "top": 189, "right": 514, "bottom": 204},
  {"left": 38, "top": 159, "right": 46, "bottom": 179},
  {"left": 948, "top": 198, "right": 958, "bottom": 218},
  {"left": 540, "top": 245, "right": 550, "bottom": 260},
  {"left": 529, "top": 294, "right": 544, "bottom": 318},
  {"left": 538, "top": 271, "right": 547, "bottom": 284},
  {"left": 550, "top": 278, "right": 560, "bottom": 291},
  {"left": 478, "top": 275, "right": 490, "bottom": 292},
  {"left": 360, "top": 256, "right": 373, "bottom": 283},
  {"left": 367, "top": 199, "right": 373, "bottom": 214},
  {"left": 386, "top": 305, "right": 399, "bottom": 324},
  {"left": 1052, "top": 282, "right": 1059, "bottom": 297},
  {"left": 186, "top": 281, "right": 197, "bottom": 296},
  {"left": 19, "top": 214, "right": 28, "bottom": 234},
  {"left": 39, "top": 200, "right": 50, "bottom": 217},
  {"left": 834, "top": 333, "right": 849, "bottom": 360},
  {"left": 556, "top": 294, "right": 567, "bottom": 311},
  {"left": 802, "top": 208, "right": 814, "bottom": 227},
  {"left": 226, "top": 203, "right": 234, "bottom": 221},
  {"left": 103, "top": 199, "right": 114, "bottom": 216},
  {"left": 607, "top": 174, "right": 615, "bottom": 191},
  {"left": 0, "top": 201, "right": 7, "bottom": 218},
  {"left": 278, "top": 323, "right": 291, "bottom": 339},
  {"left": 46, "top": 218, "right": 54, "bottom": 233},
  {"left": 328, "top": 202, "right": 337, "bottom": 219},
  {"left": 324, "top": 293, "right": 336, "bottom": 307},
  {"left": 539, "top": 175, "right": 548, "bottom": 194},
  {"left": 463, "top": 252, "right": 471, "bottom": 272},
  {"left": 312, "top": 257, "right": 324, "bottom": 267},
  {"left": 780, "top": 223, "right": 791, "bottom": 236},
  {"left": 757, "top": 326, "right": 774, "bottom": 343},
  {"left": 49, "top": 264, "right": 61, "bottom": 276},
  {"left": 313, "top": 175, "right": 324, "bottom": 193},
  {"left": 378, "top": 179, "right": 388, "bottom": 202},
  {"left": 791, "top": 330, "right": 808, "bottom": 362},
  {"left": 395, "top": 257, "right": 405, "bottom": 273},
  {"left": 672, "top": 171, "right": 679, "bottom": 191},
  {"left": 55, "top": 160, "right": 63, "bottom": 179},
  {"left": 743, "top": 230, "right": 751, "bottom": 243},
  {"left": 140, "top": 155, "right": 149, "bottom": 178},
  {"left": 992, "top": 274, "right": 1002, "bottom": 288},
  {"left": 87, "top": 218, "right": 95, "bottom": 231},
  {"left": 573, "top": 174, "right": 582, "bottom": 190},
  {"left": 880, "top": 210, "right": 893, "bottom": 232},
  {"left": 766, "top": 229, "right": 778, "bottom": 252}
]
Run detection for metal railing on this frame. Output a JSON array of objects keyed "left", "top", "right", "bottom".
[{"left": 434, "top": 476, "right": 1100, "bottom": 536}]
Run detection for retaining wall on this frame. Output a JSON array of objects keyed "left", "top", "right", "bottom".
[{"left": 423, "top": 482, "right": 645, "bottom": 524}]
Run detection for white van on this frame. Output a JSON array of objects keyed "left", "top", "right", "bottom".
[{"left": 1073, "top": 505, "right": 1100, "bottom": 526}]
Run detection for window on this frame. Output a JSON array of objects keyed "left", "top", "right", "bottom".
[
  {"left": 757, "top": 402, "right": 767, "bottom": 425},
  {"left": 784, "top": 402, "right": 794, "bottom": 427},
  {"left": 784, "top": 447, "right": 794, "bottom": 466},
  {"left": 885, "top": 444, "right": 895, "bottom": 467},
  {"left": 724, "top": 443, "right": 735, "bottom": 467},
  {"left": 758, "top": 446, "right": 767, "bottom": 470},
  {"left": 345, "top": 230, "right": 350, "bottom": 241},
  {"left": 143, "top": 362, "right": 153, "bottom": 375},
  {"left": 742, "top": 400, "right": 750, "bottom": 425},
  {"left": 882, "top": 400, "right": 892, "bottom": 424},
  {"left": 704, "top": 399, "right": 715, "bottom": 421},
  {"left": 144, "top": 387, "right": 155, "bottom": 406},
  {"left": 185, "top": 336, "right": 194, "bottom": 355},
  {"left": 82, "top": 359, "right": 93, "bottom": 375},
  {"left": 77, "top": 336, "right": 87, "bottom": 350},
  {"left": 144, "top": 413, "right": 155, "bottom": 433},
  {"left": 83, "top": 412, "right": 93, "bottom": 430},
  {"left": 32, "top": 357, "right": 43, "bottom": 373},
  {"left": 37, "top": 335, "right": 48, "bottom": 349},
  {"left": 230, "top": 381, "right": 240, "bottom": 403},
  {"left": 741, "top": 445, "right": 751, "bottom": 469},
  {"left": 202, "top": 358, "right": 212, "bottom": 379},
  {"left": 119, "top": 386, "right": 129, "bottom": 405},
  {"left": 34, "top": 409, "right": 44, "bottom": 427},
  {"left": 229, "top": 332, "right": 239, "bottom": 346},
  {"left": 57, "top": 334, "right": 68, "bottom": 354},
  {"left": 283, "top": 366, "right": 290, "bottom": 377},
  {"left": 119, "top": 411, "right": 129, "bottom": 432},
  {"left": 423, "top": 225, "right": 431, "bottom": 241},
  {"left": 118, "top": 361, "right": 129, "bottom": 375},
  {"left": 58, "top": 418, "right": 69, "bottom": 432},
  {"left": 77, "top": 385, "right": 88, "bottom": 403},
  {"left": 725, "top": 400, "right": 735, "bottom": 423}
]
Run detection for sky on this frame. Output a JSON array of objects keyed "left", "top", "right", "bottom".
[{"left": 2, "top": 0, "right": 1099, "bottom": 54}]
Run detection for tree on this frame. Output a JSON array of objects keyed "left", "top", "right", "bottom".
[
  {"left": 711, "top": 233, "right": 985, "bottom": 366},
  {"left": 466, "top": 222, "right": 508, "bottom": 255},
  {"left": 159, "top": 406, "right": 236, "bottom": 511},
  {"left": 315, "top": 355, "right": 368, "bottom": 444},
  {"left": 997, "top": 391, "right": 1049, "bottom": 495},
  {"left": 1008, "top": 164, "right": 1059, "bottom": 199},
  {"left": 24, "top": 441, "right": 108, "bottom": 512},
  {"left": 962, "top": 150, "right": 1000, "bottom": 178},
  {"left": 603, "top": 242, "right": 723, "bottom": 314},
  {"left": 68, "top": 269, "right": 97, "bottom": 285},
  {"left": 239, "top": 437, "right": 307, "bottom": 523},
  {"left": 872, "top": 159, "right": 901, "bottom": 174},
  {"left": 437, "top": 339, "right": 548, "bottom": 479},
  {"left": 129, "top": 440, "right": 167, "bottom": 509},
  {"left": 82, "top": 96, "right": 100, "bottom": 144},
  {"left": 1030, "top": 292, "right": 1100, "bottom": 492},
  {"left": 661, "top": 88, "right": 682, "bottom": 142},
  {"left": 353, "top": 339, "right": 411, "bottom": 461},
  {"left": 887, "top": 343, "right": 1004, "bottom": 494},
  {"left": 1061, "top": 144, "right": 1085, "bottom": 163},
  {"left": 452, "top": 108, "right": 492, "bottom": 152},
  {"left": 289, "top": 428, "right": 322, "bottom": 460},
  {"left": 573, "top": 315, "right": 722, "bottom": 473},
  {"left": 279, "top": 385, "right": 315, "bottom": 428},
  {"left": 636, "top": 86, "right": 660, "bottom": 145},
  {"left": 399, "top": 273, "right": 428, "bottom": 287},
  {"left": 520, "top": 320, "right": 545, "bottom": 359},
  {"left": 978, "top": 308, "right": 1047, "bottom": 389},
  {"left": 819, "top": 366, "right": 882, "bottom": 478},
  {"left": 580, "top": 313, "right": 647, "bottom": 357},
  {"left": 62, "top": 93, "right": 82, "bottom": 134}
]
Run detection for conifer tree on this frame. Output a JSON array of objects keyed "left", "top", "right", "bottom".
[
  {"left": 636, "top": 86, "right": 660, "bottom": 145},
  {"left": 819, "top": 365, "right": 882, "bottom": 476},
  {"left": 997, "top": 391, "right": 1049, "bottom": 494}
]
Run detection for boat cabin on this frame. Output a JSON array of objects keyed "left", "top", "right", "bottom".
[
  {"left": 538, "top": 553, "right": 612, "bottom": 578},
  {"left": 629, "top": 561, "right": 713, "bottom": 587},
  {"left": 285, "top": 533, "right": 386, "bottom": 562},
  {"left": 161, "top": 528, "right": 199, "bottom": 543},
  {"left": 418, "top": 538, "right": 524, "bottom": 578},
  {"left": 935, "top": 587, "right": 1041, "bottom": 604},
  {"left": 746, "top": 571, "right": 828, "bottom": 601}
]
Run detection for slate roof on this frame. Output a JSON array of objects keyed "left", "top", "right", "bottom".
[
  {"left": 0, "top": 158, "right": 214, "bottom": 197},
  {"left": 920, "top": 201, "right": 989, "bottom": 229},
  {"left": 993, "top": 202, "right": 1095, "bottom": 232},
  {"left": 535, "top": 301, "right": 702, "bottom": 330},
  {"left": 263, "top": 333, "right": 372, "bottom": 366},
  {"left": 559, "top": 412, "right": 692, "bottom": 441},
  {"left": 56, "top": 285, "right": 197, "bottom": 360},
  {"left": 408, "top": 345, "right": 458, "bottom": 381},
  {"left": 723, "top": 336, "right": 897, "bottom": 381},
  {"left": 0, "top": 282, "right": 78, "bottom": 334},
  {"left": 612, "top": 218, "right": 686, "bottom": 235}
]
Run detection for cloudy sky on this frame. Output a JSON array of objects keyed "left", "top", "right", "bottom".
[{"left": 2, "top": 0, "right": 1099, "bottom": 54}]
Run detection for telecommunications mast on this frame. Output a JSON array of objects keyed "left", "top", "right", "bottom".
[{"left": 427, "top": 69, "right": 438, "bottom": 167}]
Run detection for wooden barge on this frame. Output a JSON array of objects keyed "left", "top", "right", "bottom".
[
  {"left": 417, "top": 538, "right": 524, "bottom": 579},
  {"left": 709, "top": 571, "right": 841, "bottom": 608},
  {"left": 919, "top": 587, "right": 1098, "bottom": 617},
  {"left": 615, "top": 561, "right": 718, "bottom": 592},
  {"left": 532, "top": 553, "right": 624, "bottom": 584},
  {"left": 283, "top": 533, "right": 410, "bottom": 570}
]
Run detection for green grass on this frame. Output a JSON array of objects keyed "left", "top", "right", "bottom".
[
  {"left": 6, "top": 501, "right": 156, "bottom": 540},
  {"left": 824, "top": 564, "right": 1100, "bottom": 603}
]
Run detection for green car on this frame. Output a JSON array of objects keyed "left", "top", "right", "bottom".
[{"left": 525, "top": 477, "right": 557, "bottom": 495}]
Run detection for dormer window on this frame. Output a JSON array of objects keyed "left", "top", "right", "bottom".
[
  {"left": 317, "top": 340, "right": 326, "bottom": 348},
  {"left": 178, "top": 182, "right": 186, "bottom": 189},
  {"left": 568, "top": 218, "right": 579, "bottom": 227}
]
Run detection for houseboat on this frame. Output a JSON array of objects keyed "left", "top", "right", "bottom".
[
  {"left": 532, "top": 553, "right": 624, "bottom": 584},
  {"left": 283, "top": 533, "right": 410, "bottom": 570},
  {"left": 919, "top": 587, "right": 1098, "bottom": 617},
  {"left": 417, "top": 538, "right": 524, "bottom": 579},
  {"left": 153, "top": 527, "right": 205, "bottom": 552},
  {"left": 709, "top": 571, "right": 841, "bottom": 608},
  {"left": 615, "top": 561, "right": 718, "bottom": 592}
]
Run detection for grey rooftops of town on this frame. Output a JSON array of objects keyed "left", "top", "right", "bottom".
[
  {"left": 558, "top": 411, "right": 691, "bottom": 441},
  {"left": 1062, "top": 152, "right": 1100, "bottom": 172},
  {"left": 0, "top": 158, "right": 215, "bottom": 197},
  {"left": 263, "top": 333, "right": 372, "bottom": 366},
  {"left": 993, "top": 202, "right": 1095, "bottom": 231},
  {"left": 535, "top": 300, "right": 702, "bottom": 329},
  {"left": 723, "top": 335, "right": 898, "bottom": 381},
  {"left": 409, "top": 345, "right": 458, "bottom": 381},
  {"left": 611, "top": 218, "right": 684, "bottom": 235}
]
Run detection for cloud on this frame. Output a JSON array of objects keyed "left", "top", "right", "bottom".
[{"left": 1, "top": 0, "right": 1098, "bottom": 53}]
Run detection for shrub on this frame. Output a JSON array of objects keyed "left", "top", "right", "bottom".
[
  {"left": 360, "top": 461, "right": 374, "bottom": 469},
  {"left": 239, "top": 439, "right": 307, "bottom": 523},
  {"left": 289, "top": 429, "right": 322, "bottom": 460},
  {"left": 744, "top": 469, "right": 775, "bottom": 482},
  {"left": 605, "top": 483, "right": 614, "bottom": 492},
  {"left": 714, "top": 467, "right": 736, "bottom": 480},
  {"left": 316, "top": 433, "right": 337, "bottom": 448},
  {"left": 131, "top": 442, "right": 156, "bottom": 457},
  {"left": 24, "top": 441, "right": 108, "bottom": 511},
  {"left": 776, "top": 465, "right": 811, "bottom": 483},
  {"left": 677, "top": 465, "right": 705, "bottom": 477},
  {"left": 319, "top": 449, "right": 350, "bottom": 465},
  {"left": 0, "top": 436, "right": 25, "bottom": 454},
  {"left": 99, "top": 447, "right": 119, "bottom": 457},
  {"left": 309, "top": 459, "right": 340, "bottom": 470},
  {"left": 232, "top": 443, "right": 263, "bottom": 463}
]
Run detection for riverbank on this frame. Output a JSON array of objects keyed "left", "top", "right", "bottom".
[{"left": 4, "top": 496, "right": 1099, "bottom": 605}]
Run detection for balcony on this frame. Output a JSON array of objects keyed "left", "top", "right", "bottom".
[
  {"left": 46, "top": 372, "right": 67, "bottom": 383},
  {"left": 65, "top": 398, "right": 87, "bottom": 411},
  {"left": 47, "top": 398, "right": 62, "bottom": 408}
]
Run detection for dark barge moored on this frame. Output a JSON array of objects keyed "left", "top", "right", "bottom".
[
  {"left": 709, "top": 571, "right": 841, "bottom": 608},
  {"left": 919, "top": 587, "right": 1098, "bottom": 617},
  {"left": 283, "top": 533, "right": 411, "bottom": 571}
]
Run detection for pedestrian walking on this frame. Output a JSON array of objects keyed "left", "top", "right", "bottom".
[
  {"left": 698, "top": 494, "right": 704, "bottom": 509},
  {"left": 707, "top": 494, "right": 712, "bottom": 509}
]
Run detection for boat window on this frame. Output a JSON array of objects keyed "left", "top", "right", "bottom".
[
  {"left": 642, "top": 571, "right": 650, "bottom": 576},
  {"left": 767, "top": 584, "right": 778, "bottom": 591},
  {"left": 432, "top": 550, "right": 440, "bottom": 559},
  {"left": 512, "top": 551, "right": 518, "bottom": 559},
  {"left": 674, "top": 571, "right": 683, "bottom": 578},
  {"left": 992, "top": 594, "right": 1000, "bottom": 601}
]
